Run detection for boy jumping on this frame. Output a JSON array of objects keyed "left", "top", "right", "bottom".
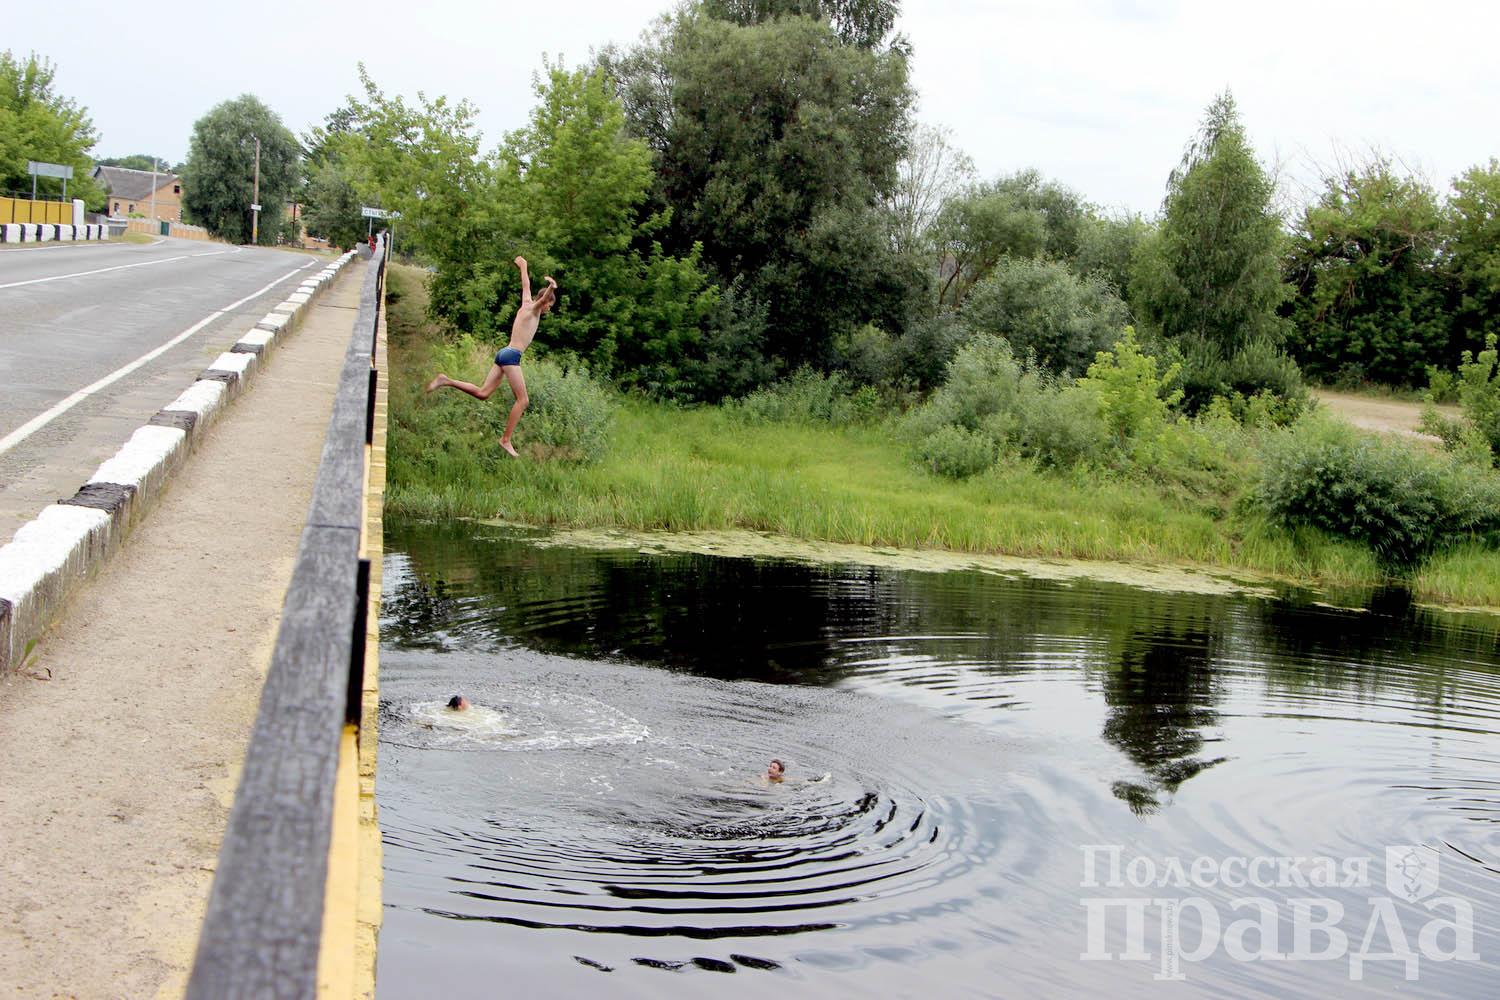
[{"left": 426, "top": 256, "right": 556, "bottom": 458}]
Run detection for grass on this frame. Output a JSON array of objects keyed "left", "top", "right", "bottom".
[
  {"left": 384, "top": 264, "right": 1500, "bottom": 608},
  {"left": 119, "top": 231, "right": 155, "bottom": 245}
]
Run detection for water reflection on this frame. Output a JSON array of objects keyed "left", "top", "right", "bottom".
[{"left": 377, "top": 520, "right": 1500, "bottom": 998}]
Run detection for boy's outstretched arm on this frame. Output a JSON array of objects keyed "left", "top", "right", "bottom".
[{"left": 514, "top": 256, "right": 533, "bottom": 305}]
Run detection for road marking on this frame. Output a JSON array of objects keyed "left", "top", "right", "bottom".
[
  {"left": 0, "top": 260, "right": 316, "bottom": 458},
  {"left": 0, "top": 253, "right": 196, "bottom": 290}
]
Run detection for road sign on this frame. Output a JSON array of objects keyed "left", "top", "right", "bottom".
[
  {"left": 27, "top": 161, "right": 73, "bottom": 179},
  {"left": 361, "top": 206, "right": 390, "bottom": 219},
  {"left": 250, "top": 203, "right": 262, "bottom": 212}
]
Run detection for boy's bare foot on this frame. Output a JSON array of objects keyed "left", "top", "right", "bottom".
[
  {"left": 425, "top": 374, "right": 447, "bottom": 393},
  {"left": 499, "top": 438, "right": 519, "bottom": 458}
]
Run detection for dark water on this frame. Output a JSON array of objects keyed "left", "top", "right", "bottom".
[{"left": 376, "top": 520, "right": 1500, "bottom": 998}]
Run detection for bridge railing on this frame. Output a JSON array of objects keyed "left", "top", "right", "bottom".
[{"left": 186, "top": 236, "right": 387, "bottom": 999}]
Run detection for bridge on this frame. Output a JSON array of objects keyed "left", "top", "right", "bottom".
[{"left": 0, "top": 233, "right": 389, "bottom": 997}]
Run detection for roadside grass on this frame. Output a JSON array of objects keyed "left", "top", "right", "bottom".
[
  {"left": 119, "top": 232, "right": 154, "bottom": 244},
  {"left": 384, "top": 263, "right": 1500, "bottom": 607}
]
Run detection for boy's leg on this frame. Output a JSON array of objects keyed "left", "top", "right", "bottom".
[
  {"left": 427, "top": 365, "right": 504, "bottom": 400},
  {"left": 498, "top": 365, "right": 529, "bottom": 457}
]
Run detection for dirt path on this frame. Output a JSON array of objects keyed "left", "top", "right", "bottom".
[
  {"left": 0, "top": 270, "right": 360, "bottom": 999},
  {"left": 1313, "top": 389, "right": 1458, "bottom": 441}
]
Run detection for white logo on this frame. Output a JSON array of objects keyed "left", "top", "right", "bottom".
[{"left": 1386, "top": 846, "right": 1440, "bottom": 903}]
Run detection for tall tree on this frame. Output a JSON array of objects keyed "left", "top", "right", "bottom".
[
  {"left": 496, "top": 64, "right": 716, "bottom": 392},
  {"left": 1132, "top": 93, "right": 1290, "bottom": 354},
  {"left": 0, "top": 51, "right": 104, "bottom": 208},
  {"left": 701, "top": 0, "right": 902, "bottom": 49},
  {"left": 884, "top": 123, "right": 974, "bottom": 257},
  {"left": 180, "top": 95, "right": 300, "bottom": 244},
  {"left": 1448, "top": 159, "right": 1500, "bottom": 353},
  {"left": 1285, "top": 156, "right": 1448, "bottom": 386},
  {"left": 605, "top": 9, "right": 916, "bottom": 372},
  {"left": 931, "top": 169, "right": 1090, "bottom": 310}
]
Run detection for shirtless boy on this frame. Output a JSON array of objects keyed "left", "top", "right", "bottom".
[{"left": 425, "top": 256, "right": 557, "bottom": 457}]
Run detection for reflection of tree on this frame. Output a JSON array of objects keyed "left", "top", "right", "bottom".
[{"left": 1099, "top": 626, "right": 1227, "bottom": 817}]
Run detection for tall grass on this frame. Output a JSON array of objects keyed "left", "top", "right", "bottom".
[{"left": 384, "top": 263, "right": 1500, "bottom": 607}]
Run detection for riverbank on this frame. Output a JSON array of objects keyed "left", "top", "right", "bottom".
[{"left": 384, "top": 266, "right": 1500, "bottom": 610}]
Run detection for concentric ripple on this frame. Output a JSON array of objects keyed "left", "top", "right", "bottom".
[{"left": 377, "top": 522, "right": 1500, "bottom": 998}]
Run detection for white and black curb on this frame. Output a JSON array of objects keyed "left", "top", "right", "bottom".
[
  {"left": 0, "top": 223, "right": 110, "bottom": 244},
  {"left": 0, "top": 250, "right": 361, "bottom": 673}
]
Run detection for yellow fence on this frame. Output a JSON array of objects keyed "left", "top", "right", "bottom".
[
  {"left": 0, "top": 196, "right": 71, "bottom": 225},
  {"left": 122, "top": 217, "right": 211, "bottom": 241}
]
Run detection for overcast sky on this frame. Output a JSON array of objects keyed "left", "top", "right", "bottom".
[{"left": 11, "top": 0, "right": 1498, "bottom": 216}]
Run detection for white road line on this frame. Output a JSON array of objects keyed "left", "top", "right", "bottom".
[
  {"left": 0, "top": 253, "right": 196, "bottom": 290},
  {"left": 0, "top": 260, "right": 315, "bottom": 458}
]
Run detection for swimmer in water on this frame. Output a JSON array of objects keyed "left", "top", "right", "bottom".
[
  {"left": 767, "top": 759, "right": 785, "bottom": 783},
  {"left": 447, "top": 695, "right": 470, "bottom": 711}
]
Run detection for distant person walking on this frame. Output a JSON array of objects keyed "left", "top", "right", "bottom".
[{"left": 425, "top": 256, "right": 556, "bottom": 457}]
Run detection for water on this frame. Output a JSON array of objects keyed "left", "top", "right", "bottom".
[{"left": 376, "top": 520, "right": 1500, "bottom": 997}]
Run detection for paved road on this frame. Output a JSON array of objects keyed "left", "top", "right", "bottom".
[{"left": 0, "top": 236, "right": 328, "bottom": 544}]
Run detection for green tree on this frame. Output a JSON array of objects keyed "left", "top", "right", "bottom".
[
  {"left": 959, "top": 256, "right": 1130, "bottom": 375},
  {"left": 1448, "top": 159, "right": 1500, "bottom": 353},
  {"left": 497, "top": 64, "right": 717, "bottom": 393},
  {"left": 301, "top": 160, "right": 364, "bottom": 249},
  {"left": 97, "top": 154, "right": 174, "bottom": 172},
  {"left": 1132, "top": 92, "right": 1293, "bottom": 409},
  {"left": 604, "top": 9, "right": 916, "bottom": 374},
  {"left": 932, "top": 169, "right": 1090, "bottom": 309},
  {"left": 0, "top": 52, "right": 104, "bottom": 208},
  {"left": 701, "top": 0, "right": 902, "bottom": 49},
  {"left": 180, "top": 95, "right": 300, "bottom": 244},
  {"left": 1285, "top": 156, "right": 1448, "bottom": 386}
]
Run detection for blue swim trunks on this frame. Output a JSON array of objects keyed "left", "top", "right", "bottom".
[{"left": 495, "top": 347, "right": 523, "bottom": 367}]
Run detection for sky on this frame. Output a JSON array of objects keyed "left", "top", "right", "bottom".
[{"left": 10, "top": 0, "right": 1499, "bottom": 217}]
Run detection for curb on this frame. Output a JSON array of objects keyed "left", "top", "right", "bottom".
[
  {"left": 0, "top": 251, "right": 362, "bottom": 674},
  {"left": 0, "top": 223, "right": 110, "bottom": 243}
]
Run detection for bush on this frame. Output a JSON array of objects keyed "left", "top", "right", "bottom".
[
  {"left": 917, "top": 425, "right": 998, "bottom": 479},
  {"left": 514, "top": 359, "right": 615, "bottom": 461},
  {"left": 423, "top": 337, "right": 614, "bottom": 462},
  {"left": 959, "top": 256, "right": 1130, "bottom": 376},
  {"left": 734, "top": 369, "right": 881, "bottom": 427},
  {"left": 1175, "top": 335, "right": 1308, "bottom": 422},
  {"left": 1077, "top": 327, "right": 1182, "bottom": 455},
  {"left": 895, "top": 312, "right": 969, "bottom": 390},
  {"left": 1252, "top": 418, "right": 1500, "bottom": 567}
]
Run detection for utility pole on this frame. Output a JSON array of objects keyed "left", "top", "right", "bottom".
[
  {"left": 149, "top": 156, "right": 158, "bottom": 221},
  {"left": 251, "top": 135, "right": 261, "bottom": 245}
]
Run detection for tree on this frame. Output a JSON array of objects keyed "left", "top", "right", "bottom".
[
  {"left": 1284, "top": 156, "right": 1448, "bottom": 386},
  {"left": 97, "top": 154, "right": 174, "bottom": 172},
  {"left": 301, "top": 160, "right": 364, "bottom": 249},
  {"left": 605, "top": 10, "right": 916, "bottom": 373},
  {"left": 1448, "top": 159, "right": 1500, "bottom": 354},
  {"left": 700, "top": 0, "right": 902, "bottom": 49},
  {"left": 960, "top": 256, "right": 1130, "bottom": 376},
  {"left": 495, "top": 64, "right": 717, "bottom": 393},
  {"left": 0, "top": 51, "right": 104, "bottom": 209},
  {"left": 931, "top": 169, "right": 1089, "bottom": 310},
  {"left": 180, "top": 95, "right": 300, "bottom": 244},
  {"left": 1132, "top": 93, "right": 1290, "bottom": 355},
  {"left": 884, "top": 122, "right": 974, "bottom": 257}
]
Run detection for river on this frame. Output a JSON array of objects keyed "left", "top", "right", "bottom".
[{"left": 375, "top": 519, "right": 1500, "bottom": 997}]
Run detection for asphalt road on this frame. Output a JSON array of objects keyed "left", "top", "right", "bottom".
[{"left": 0, "top": 236, "right": 328, "bottom": 544}]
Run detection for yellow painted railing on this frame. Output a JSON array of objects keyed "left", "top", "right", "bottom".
[{"left": 0, "top": 196, "right": 71, "bottom": 225}]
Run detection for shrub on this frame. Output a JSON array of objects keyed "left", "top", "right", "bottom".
[
  {"left": 1252, "top": 418, "right": 1500, "bottom": 567},
  {"left": 735, "top": 369, "right": 881, "bottom": 427},
  {"left": 959, "top": 255, "right": 1130, "bottom": 376},
  {"left": 1076, "top": 327, "right": 1183, "bottom": 455},
  {"left": 917, "top": 425, "right": 998, "bottom": 479},
  {"left": 895, "top": 312, "right": 969, "bottom": 390},
  {"left": 1174, "top": 335, "right": 1308, "bottom": 422},
  {"left": 422, "top": 337, "right": 614, "bottom": 462}
]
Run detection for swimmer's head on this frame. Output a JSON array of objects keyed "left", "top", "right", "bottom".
[
  {"left": 447, "top": 695, "right": 470, "bottom": 711},
  {"left": 767, "top": 758, "right": 785, "bottom": 781}
]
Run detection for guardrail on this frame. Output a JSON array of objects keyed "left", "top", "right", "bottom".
[{"left": 186, "top": 236, "right": 387, "bottom": 998}]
